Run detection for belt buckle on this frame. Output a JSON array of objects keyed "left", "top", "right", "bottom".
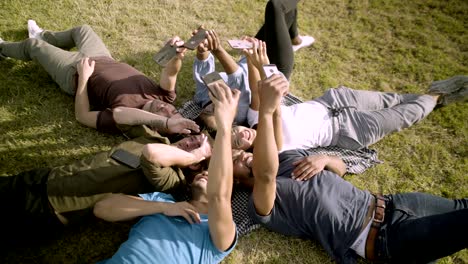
[{"left": 372, "top": 196, "right": 386, "bottom": 224}]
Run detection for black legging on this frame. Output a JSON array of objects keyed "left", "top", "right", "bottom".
[{"left": 255, "top": 0, "right": 300, "bottom": 79}]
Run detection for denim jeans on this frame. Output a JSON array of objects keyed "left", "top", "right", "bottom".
[{"left": 375, "top": 193, "right": 468, "bottom": 263}]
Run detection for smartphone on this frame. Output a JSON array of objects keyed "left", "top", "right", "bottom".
[
  {"left": 153, "top": 42, "right": 178, "bottom": 67},
  {"left": 263, "top": 64, "right": 280, "bottom": 78},
  {"left": 184, "top": 29, "right": 207, "bottom": 50},
  {"left": 227, "top": 39, "right": 253, "bottom": 50},
  {"left": 110, "top": 149, "right": 141, "bottom": 169},
  {"left": 202, "top": 72, "right": 228, "bottom": 104},
  {"left": 202, "top": 71, "right": 225, "bottom": 87}
]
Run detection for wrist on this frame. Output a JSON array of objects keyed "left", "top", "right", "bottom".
[{"left": 212, "top": 46, "right": 224, "bottom": 56}]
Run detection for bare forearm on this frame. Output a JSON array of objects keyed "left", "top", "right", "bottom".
[
  {"left": 74, "top": 78, "right": 96, "bottom": 128},
  {"left": 325, "top": 156, "right": 347, "bottom": 177},
  {"left": 142, "top": 144, "right": 201, "bottom": 167},
  {"left": 207, "top": 127, "right": 233, "bottom": 200},
  {"left": 213, "top": 47, "right": 239, "bottom": 74},
  {"left": 247, "top": 60, "right": 261, "bottom": 111},
  {"left": 113, "top": 107, "right": 168, "bottom": 129},
  {"left": 160, "top": 57, "right": 182, "bottom": 91},
  {"left": 94, "top": 194, "right": 168, "bottom": 222},
  {"left": 273, "top": 107, "right": 283, "bottom": 151},
  {"left": 253, "top": 113, "right": 278, "bottom": 180}
]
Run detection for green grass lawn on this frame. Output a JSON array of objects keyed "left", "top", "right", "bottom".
[{"left": 1, "top": 0, "right": 467, "bottom": 263}]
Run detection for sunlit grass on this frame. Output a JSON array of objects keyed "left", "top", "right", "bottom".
[{"left": 0, "top": 0, "right": 466, "bottom": 263}]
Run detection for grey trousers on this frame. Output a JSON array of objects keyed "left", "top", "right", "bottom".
[
  {"left": 0, "top": 25, "right": 111, "bottom": 95},
  {"left": 314, "top": 86, "right": 436, "bottom": 150}
]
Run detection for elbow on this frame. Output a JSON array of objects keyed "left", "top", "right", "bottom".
[
  {"left": 253, "top": 170, "right": 277, "bottom": 185},
  {"left": 93, "top": 199, "right": 111, "bottom": 221}
]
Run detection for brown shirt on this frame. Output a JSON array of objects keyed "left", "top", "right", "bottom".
[{"left": 86, "top": 56, "right": 176, "bottom": 133}]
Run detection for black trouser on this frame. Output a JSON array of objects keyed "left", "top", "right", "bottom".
[
  {"left": 0, "top": 168, "right": 63, "bottom": 247},
  {"left": 376, "top": 193, "right": 468, "bottom": 263},
  {"left": 255, "top": 0, "right": 300, "bottom": 79}
]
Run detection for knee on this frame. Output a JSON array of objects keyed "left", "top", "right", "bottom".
[
  {"left": 24, "top": 38, "right": 42, "bottom": 48},
  {"left": 266, "top": 0, "right": 283, "bottom": 14},
  {"left": 76, "top": 24, "right": 94, "bottom": 35}
]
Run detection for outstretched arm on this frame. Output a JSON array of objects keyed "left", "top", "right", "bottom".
[
  {"left": 196, "top": 29, "right": 239, "bottom": 74},
  {"left": 142, "top": 137, "right": 211, "bottom": 168},
  {"left": 113, "top": 107, "right": 200, "bottom": 135},
  {"left": 159, "top": 37, "right": 187, "bottom": 92},
  {"left": 93, "top": 194, "right": 201, "bottom": 223},
  {"left": 252, "top": 74, "right": 288, "bottom": 216},
  {"left": 75, "top": 57, "right": 99, "bottom": 129},
  {"left": 207, "top": 82, "right": 239, "bottom": 251},
  {"left": 292, "top": 154, "right": 347, "bottom": 181}
]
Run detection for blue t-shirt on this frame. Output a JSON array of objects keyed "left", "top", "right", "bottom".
[
  {"left": 101, "top": 192, "right": 237, "bottom": 264},
  {"left": 248, "top": 149, "right": 372, "bottom": 263}
]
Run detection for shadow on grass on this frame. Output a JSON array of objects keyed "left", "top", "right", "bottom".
[{"left": 0, "top": 217, "right": 136, "bottom": 264}]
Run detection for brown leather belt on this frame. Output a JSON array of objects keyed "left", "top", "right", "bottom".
[{"left": 365, "top": 195, "right": 386, "bottom": 261}]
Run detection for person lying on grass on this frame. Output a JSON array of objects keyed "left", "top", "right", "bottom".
[
  {"left": 94, "top": 82, "right": 239, "bottom": 264},
  {"left": 245, "top": 73, "right": 468, "bottom": 264},
  {"left": 0, "top": 20, "right": 199, "bottom": 135},
  {"left": 226, "top": 38, "right": 467, "bottom": 182},
  {"left": 192, "top": 0, "right": 314, "bottom": 130},
  {"left": 0, "top": 129, "right": 212, "bottom": 248}
]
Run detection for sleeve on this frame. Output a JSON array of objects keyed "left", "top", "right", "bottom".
[
  {"left": 138, "top": 192, "right": 174, "bottom": 202},
  {"left": 152, "top": 82, "right": 177, "bottom": 104},
  {"left": 140, "top": 154, "right": 187, "bottom": 193},
  {"left": 193, "top": 53, "right": 216, "bottom": 107},
  {"left": 225, "top": 57, "right": 251, "bottom": 125},
  {"left": 96, "top": 109, "right": 120, "bottom": 133}
]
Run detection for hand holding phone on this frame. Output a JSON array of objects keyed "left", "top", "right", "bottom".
[
  {"left": 227, "top": 39, "right": 253, "bottom": 50},
  {"left": 263, "top": 64, "right": 280, "bottom": 79},
  {"left": 184, "top": 29, "right": 207, "bottom": 50},
  {"left": 202, "top": 72, "right": 228, "bottom": 102},
  {"left": 153, "top": 42, "right": 178, "bottom": 67}
]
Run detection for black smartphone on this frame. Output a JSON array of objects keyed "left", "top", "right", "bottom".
[
  {"left": 262, "top": 64, "right": 280, "bottom": 78},
  {"left": 110, "top": 149, "right": 141, "bottom": 169},
  {"left": 184, "top": 29, "right": 207, "bottom": 50},
  {"left": 153, "top": 42, "right": 178, "bottom": 67}
]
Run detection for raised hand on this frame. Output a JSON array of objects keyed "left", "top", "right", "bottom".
[
  {"left": 291, "top": 155, "right": 330, "bottom": 181},
  {"left": 163, "top": 201, "right": 201, "bottom": 224},
  {"left": 242, "top": 37, "right": 269, "bottom": 73},
  {"left": 189, "top": 134, "right": 212, "bottom": 162},
  {"left": 258, "top": 74, "right": 289, "bottom": 114},
  {"left": 166, "top": 36, "right": 187, "bottom": 60},
  {"left": 166, "top": 117, "right": 200, "bottom": 134},
  {"left": 207, "top": 82, "right": 240, "bottom": 131}
]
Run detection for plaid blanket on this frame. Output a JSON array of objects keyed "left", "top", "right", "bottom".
[{"left": 178, "top": 93, "right": 382, "bottom": 236}]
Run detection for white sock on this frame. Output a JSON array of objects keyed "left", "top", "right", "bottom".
[
  {"left": 27, "top": 20, "right": 44, "bottom": 40},
  {"left": 292, "top": 35, "right": 315, "bottom": 52}
]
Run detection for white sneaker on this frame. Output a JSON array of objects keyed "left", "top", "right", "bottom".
[
  {"left": 0, "top": 38, "right": 4, "bottom": 44},
  {"left": 27, "top": 20, "right": 44, "bottom": 40},
  {"left": 292, "top": 35, "right": 315, "bottom": 52}
]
